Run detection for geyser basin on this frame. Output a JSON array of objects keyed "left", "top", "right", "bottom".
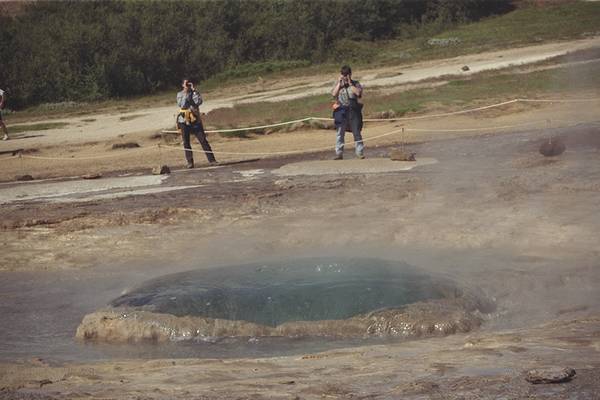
[{"left": 77, "top": 258, "right": 492, "bottom": 342}]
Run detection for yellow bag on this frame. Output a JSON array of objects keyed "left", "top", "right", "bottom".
[{"left": 179, "top": 108, "right": 198, "bottom": 125}]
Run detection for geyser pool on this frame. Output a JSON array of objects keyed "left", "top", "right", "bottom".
[
  {"left": 111, "top": 258, "right": 457, "bottom": 325},
  {"left": 78, "top": 258, "right": 492, "bottom": 342}
]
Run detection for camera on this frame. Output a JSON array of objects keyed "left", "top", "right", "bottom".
[
  {"left": 186, "top": 82, "right": 193, "bottom": 88},
  {"left": 341, "top": 75, "right": 350, "bottom": 88}
]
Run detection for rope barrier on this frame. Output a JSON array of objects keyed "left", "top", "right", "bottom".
[
  {"left": 0, "top": 118, "right": 593, "bottom": 161},
  {"left": 161, "top": 97, "right": 600, "bottom": 134},
  {"left": 162, "top": 117, "right": 313, "bottom": 134},
  {"left": 159, "top": 126, "right": 411, "bottom": 156},
  {"left": 515, "top": 98, "right": 600, "bottom": 103},
  {"left": 0, "top": 96, "right": 598, "bottom": 162},
  {"left": 157, "top": 118, "right": 571, "bottom": 157}
]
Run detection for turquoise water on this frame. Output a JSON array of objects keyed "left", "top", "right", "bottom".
[
  {"left": 0, "top": 258, "right": 485, "bottom": 362},
  {"left": 111, "top": 258, "right": 461, "bottom": 326}
]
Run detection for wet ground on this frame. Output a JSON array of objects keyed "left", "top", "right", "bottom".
[{"left": 1, "top": 122, "right": 600, "bottom": 398}]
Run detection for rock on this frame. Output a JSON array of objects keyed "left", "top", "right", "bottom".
[
  {"left": 283, "top": 121, "right": 307, "bottom": 132},
  {"left": 21, "top": 148, "right": 39, "bottom": 155},
  {"left": 525, "top": 367, "right": 576, "bottom": 384},
  {"left": 38, "top": 379, "right": 53, "bottom": 387},
  {"left": 75, "top": 299, "right": 482, "bottom": 343},
  {"left": 539, "top": 137, "right": 566, "bottom": 157},
  {"left": 29, "top": 357, "right": 50, "bottom": 367},
  {"left": 427, "top": 38, "right": 461, "bottom": 46},
  {"left": 111, "top": 142, "right": 140, "bottom": 150},
  {"left": 308, "top": 119, "right": 335, "bottom": 130},
  {"left": 15, "top": 174, "right": 34, "bottom": 181},
  {"left": 82, "top": 173, "right": 102, "bottom": 180},
  {"left": 462, "top": 65, "right": 470, "bottom": 71},
  {"left": 371, "top": 110, "right": 397, "bottom": 119},
  {"left": 152, "top": 165, "right": 170, "bottom": 175},
  {"left": 390, "top": 149, "right": 416, "bottom": 161}
]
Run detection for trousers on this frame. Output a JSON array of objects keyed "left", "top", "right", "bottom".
[
  {"left": 180, "top": 122, "right": 216, "bottom": 163},
  {"left": 335, "top": 109, "right": 364, "bottom": 156}
]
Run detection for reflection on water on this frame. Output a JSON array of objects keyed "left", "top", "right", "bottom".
[{"left": 110, "top": 258, "right": 454, "bottom": 326}]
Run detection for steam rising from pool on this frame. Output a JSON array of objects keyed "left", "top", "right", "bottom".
[{"left": 77, "top": 258, "right": 493, "bottom": 342}]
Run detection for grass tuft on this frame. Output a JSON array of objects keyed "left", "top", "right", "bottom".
[{"left": 8, "top": 122, "right": 70, "bottom": 134}]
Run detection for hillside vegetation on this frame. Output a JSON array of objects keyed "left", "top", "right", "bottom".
[
  {"left": 1, "top": 1, "right": 599, "bottom": 111},
  {"left": 1, "top": 0, "right": 513, "bottom": 108}
]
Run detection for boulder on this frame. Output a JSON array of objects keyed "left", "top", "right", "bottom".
[
  {"left": 525, "top": 367, "right": 576, "bottom": 384},
  {"left": 539, "top": 137, "right": 566, "bottom": 157},
  {"left": 82, "top": 173, "right": 102, "bottom": 180},
  {"left": 427, "top": 38, "right": 461, "bottom": 47},
  {"left": 111, "top": 142, "right": 140, "bottom": 150},
  {"left": 390, "top": 149, "right": 416, "bottom": 161},
  {"left": 152, "top": 165, "right": 170, "bottom": 175},
  {"left": 308, "top": 119, "right": 335, "bottom": 130},
  {"left": 372, "top": 110, "right": 398, "bottom": 119},
  {"left": 15, "top": 174, "right": 34, "bottom": 181}
]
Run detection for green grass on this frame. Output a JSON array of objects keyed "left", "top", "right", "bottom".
[
  {"left": 4, "top": 92, "right": 174, "bottom": 124},
  {"left": 205, "top": 2, "right": 600, "bottom": 78},
  {"left": 202, "top": 60, "right": 312, "bottom": 91},
  {"left": 378, "top": 60, "right": 600, "bottom": 114},
  {"left": 5, "top": 2, "right": 600, "bottom": 124},
  {"left": 354, "top": 2, "right": 600, "bottom": 68},
  {"left": 205, "top": 94, "right": 332, "bottom": 132},
  {"left": 202, "top": 2, "right": 600, "bottom": 81},
  {"left": 204, "top": 61, "right": 600, "bottom": 131},
  {"left": 8, "top": 122, "right": 70, "bottom": 134}
]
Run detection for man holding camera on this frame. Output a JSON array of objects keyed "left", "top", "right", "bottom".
[
  {"left": 331, "top": 65, "right": 364, "bottom": 160},
  {"left": 0, "top": 88, "right": 9, "bottom": 141},
  {"left": 176, "top": 78, "right": 217, "bottom": 168}
]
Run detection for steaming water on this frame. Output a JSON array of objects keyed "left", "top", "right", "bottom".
[
  {"left": 0, "top": 258, "right": 484, "bottom": 362},
  {"left": 110, "top": 258, "right": 457, "bottom": 326}
]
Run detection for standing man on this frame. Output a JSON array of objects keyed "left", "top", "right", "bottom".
[
  {"left": 176, "top": 78, "right": 217, "bottom": 168},
  {"left": 0, "top": 88, "right": 9, "bottom": 141},
  {"left": 331, "top": 65, "right": 364, "bottom": 160}
]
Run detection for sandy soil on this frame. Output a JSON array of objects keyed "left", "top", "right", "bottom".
[
  {"left": 1, "top": 39, "right": 600, "bottom": 399},
  {"left": 0, "top": 97, "right": 598, "bottom": 182},
  {"left": 2, "top": 317, "right": 600, "bottom": 399}
]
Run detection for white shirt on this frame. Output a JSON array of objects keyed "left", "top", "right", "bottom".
[{"left": 0, "top": 89, "right": 4, "bottom": 97}]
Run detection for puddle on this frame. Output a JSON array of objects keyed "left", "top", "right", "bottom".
[
  {"left": 236, "top": 169, "right": 265, "bottom": 178},
  {"left": 0, "top": 175, "right": 202, "bottom": 204},
  {"left": 273, "top": 158, "right": 438, "bottom": 176}
]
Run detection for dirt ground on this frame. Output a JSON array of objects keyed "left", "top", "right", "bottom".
[
  {"left": 1, "top": 115, "right": 599, "bottom": 398},
  {"left": 1, "top": 40, "right": 600, "bottom": 399}
]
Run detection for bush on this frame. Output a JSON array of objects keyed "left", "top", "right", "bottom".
[{"left": 0, "top": 0, "right": 514, "bottom": 109}]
